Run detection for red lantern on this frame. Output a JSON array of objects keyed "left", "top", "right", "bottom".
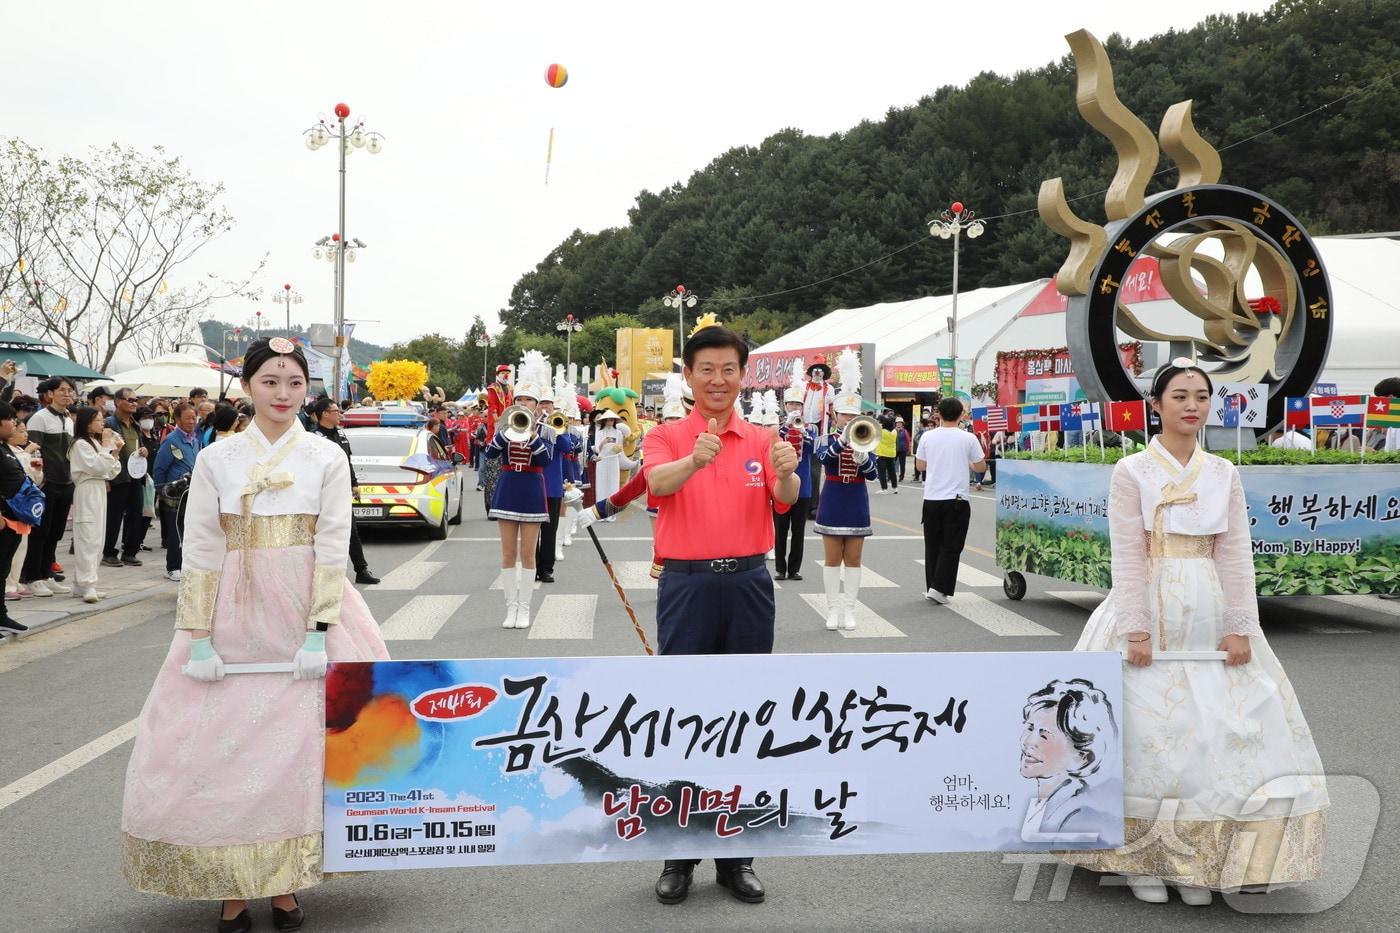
[
  {"left": 676, "top": 284, "right": 686, "bottom": 294},
  {"left": 284, "top": 283, "right": 291, "bottom": 291},
  {"left": 545, "top": 64, "right": 568, "bottom": 88},
  {"left": 951, "top": 201, "right": 964, "bottom": 214},
  {"left": 334, "top": 102, "right": 351, "bottom": 120},
  {"left": 331, "top": 233, "right": 340, "bottom": 242}
]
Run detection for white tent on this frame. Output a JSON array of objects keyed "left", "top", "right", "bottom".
[{"left": 103, "top": 352, "right": 249, "bottom": 399}]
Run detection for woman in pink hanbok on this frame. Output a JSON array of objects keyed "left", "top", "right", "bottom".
[{"left": 120, "top": 338, "right": 389, "bottom": 932}]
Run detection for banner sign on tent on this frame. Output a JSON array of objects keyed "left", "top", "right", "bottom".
[{"left": 322, "top": 652, "right": 1125, "bottom": 872}]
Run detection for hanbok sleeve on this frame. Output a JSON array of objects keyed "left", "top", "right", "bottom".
[
  {"left": 309, "top": 447, "right": 352, "bottom": 628},
  {"left": 1214, "top": 467, "right": 1263, "bottom": 637},
  {"left": 174, "top": 453, "right": 225, "bottom": 631},
  {"left": 1107, "top": 460, "right": 1153, "bottom": 637}
]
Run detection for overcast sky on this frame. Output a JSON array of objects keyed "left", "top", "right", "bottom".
[{"left": 10, "top": 0, "right": 1275, "bottom": 348}]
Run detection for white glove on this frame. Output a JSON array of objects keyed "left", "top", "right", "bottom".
[
  {"left": 293, "top": 631, "right": 329, "bottom": 681},
  {"left": 181, "top": 636, "right": 225, "bottom": 682},
  {"left": 574, "top": 507, "right": 601, "bottom": 532},
  {"left": 852, "top": 450, "right": 869, "bottom": 465}
]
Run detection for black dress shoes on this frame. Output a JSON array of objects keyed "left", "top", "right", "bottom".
[
  {"left": 217, "top": 906, "right": 252, "bottom": 932},
  {"left": 717, "top": 864, "right": 765, "bottom": 903},
  {"left": 774, "top": 571, "right": 787, "bottom": 581},
  {"left": 788, "top": 571, "right": 803, "bottom": 581},
  {"left": 535, "top": 570, "right": 555, "bottom": 583},
  {"left": 655, "top": 861, "right": 695, "bottom": 904},
  {"left": 271, "top": 893, "right": 304, "bottom": 931},
  {"left": 354, "top": 570, "right": 381, "bottom": 585}
]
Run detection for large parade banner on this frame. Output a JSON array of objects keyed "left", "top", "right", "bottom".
[
  {"left": 322, "top": 652, "right": 1124, "bottom": 871},
  {"left": 996, "top": 460, "right": 1400, "bottom": 595}
]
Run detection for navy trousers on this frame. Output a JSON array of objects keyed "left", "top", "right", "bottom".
[{"left": 656, "top": 562, "right": 772, "bottom": 870}]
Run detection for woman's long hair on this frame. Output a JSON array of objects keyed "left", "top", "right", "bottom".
[{"left": 71, "top": 406, "right": 104, "bottom": 450}]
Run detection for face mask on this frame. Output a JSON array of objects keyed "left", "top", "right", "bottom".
[
  {"left": 104, "top": 401, "right": 115, "bottom": 413},
  {"left": 139, "top": 418, "right": 154, "bottom": 431}
]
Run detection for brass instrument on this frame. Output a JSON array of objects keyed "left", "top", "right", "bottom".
[
  {"left": 499, "top": 404, "right": 536, "bottom": 443},
  {"left": 547, "top": 410, "right": 569, "bottom": 431},
  {"left": 841, "top": 415, "right": 880, "bottom": 454}
]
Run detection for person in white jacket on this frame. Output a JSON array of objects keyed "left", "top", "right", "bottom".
[
  {"left": 69, "top": 406, "right": 122, "bottom": 603},
  {"left": 591, "top": 410, "right": 636, "bottom": 519}
]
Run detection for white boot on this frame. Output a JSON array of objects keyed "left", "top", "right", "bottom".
[
  {"left": 1126, "top": 875, "right": 1168, "bottom": 903},
  {"left": 842, "top": 565, "right": 861, "bottom": 631},
  {"left": 501, "top": 569, "right": 519, "bottom": 628},
  {"left": 822, "top": 565, "right": 841, "bottom": 631},
  {"left": 1174, "top": 884, "right": 1213, "bottom": 906},
  {"left": 515, "top": 574, "right": 533, "bottom": 630}
]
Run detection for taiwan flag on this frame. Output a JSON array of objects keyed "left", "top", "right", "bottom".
[
  {"left": 1311, "top": 395, "right": 1366, "bottom": 427},
  {"left": 971, "top": 406, "right": 989, "bottom": 432},
  {"left": 1107, "top": 399, "right": 1147, "bottom": 432},
  {"left": 1284, "top": 397, "right": 1311, "bottom": 429}
]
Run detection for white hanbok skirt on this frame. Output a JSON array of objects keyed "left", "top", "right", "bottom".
[{"left": 1061, "top": 546, "right": 1328, "bottom": 889}]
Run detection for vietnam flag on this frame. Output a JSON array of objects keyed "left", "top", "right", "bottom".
[
  {"left": 1107, "top": 399, "right": 1147, "bottom": 432},
  {"left": 1366, "top": 396, "right": 1400, "bottom": 428}
]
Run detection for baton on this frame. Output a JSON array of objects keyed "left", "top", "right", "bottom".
[
  {"left": 586, "top": 526, "right": 655, "bottom": 656},
  {"left": 225, "top": 662, "right": 297, "bottom": 674}
]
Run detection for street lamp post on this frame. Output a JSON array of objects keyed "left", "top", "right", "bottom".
[
  {"left": 555, "top": 313, "right": 583, "bottom": 368},
  {"left": 220, "top": 327, "right": 245, "bottom": 398},
  {"left": 304, "top": 102, "right": 384, "bottom": 400},
  {"left": 277, "top": 283, "right": 304, "bottom": 333},
  {"left": 474, "top": 332, "right": 495, "bottom": 385},
  {"left": 662, "top": 285, "right": 698, "bottom": 349},
  {"left": 928, "top": 201, "right": 987, "bottom": 384}
]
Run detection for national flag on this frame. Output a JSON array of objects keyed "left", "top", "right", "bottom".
[
  {"left": 1107, "top": 399, "right": 1147, "bottom": 432},
  {"left": 1285, "top": 397, "right": 1311, "bottom": 429},
  {"left": 971, "top": 406, "right": 989, "bottom": 432},
  {"left": 1060, "top": 402, "right": 1084, "bottom": 432},
  {"left": 1020, "top": 404, "right": 1041, "bottom": 432},
  {"left": 1311, "top": 394, "right": 1366, "bottom": 427},
  {"left": 1366, "top": 396, "right": 1400, "bottom": 428},
  {"left": 1208, "top": 382, "right": 1266, "bottom": 427},
  {"left": 1037, "top": 404, "right": 1062, "bottom": 431},
  {"left": 985, "top": 406, "right": 1008, "bottom": 432}
]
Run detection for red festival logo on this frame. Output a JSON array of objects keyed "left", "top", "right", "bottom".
[{"left": 411, "top": 684, "right": 500, "bottom": 722}]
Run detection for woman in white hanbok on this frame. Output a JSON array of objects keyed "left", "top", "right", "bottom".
[
  {"left": 1060, "top": 361, "right": 1327, "bottom": 905},
  {"left": 591, "top": 410, "right": 636, "bottom": 517}
]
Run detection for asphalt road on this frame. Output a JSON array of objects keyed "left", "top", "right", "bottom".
[{"left": 1, "top": 472, "right": 1395, "bottom": 932}]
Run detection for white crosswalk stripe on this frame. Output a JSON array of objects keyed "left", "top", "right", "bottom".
[
  {"left": 380, "top": 595, "right": 468, "bottom": 640},
  {"left": 528, "top": 595, "right": 597, "bottom": 639},
  {"left": 1048, "top": 591, "right": 1106, "bottom": 612},
  {"left": 375, "top": 561, "right": 447, "bottom": 591},
  {"left": 611, "top": 561, "right": 659, "bottom": 590},
  {"left": 943, "top": 591, "right": 1059, "bottom": 636},
  {"left": 799, "top": 594, "right": 905, "bottom": 638},
  {"left": 915, "top": 561, "right": 1004, "bottom": 588},
  {"left": 489, "top": 571, "right": 541, "bottom": 591}
]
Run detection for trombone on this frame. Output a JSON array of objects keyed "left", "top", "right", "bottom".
[
  {"left": 499, "top": 404, "right": 536, "bottom": 443},
  {"left": 841, "top": 415, "right": 880, "bottom": 454}
]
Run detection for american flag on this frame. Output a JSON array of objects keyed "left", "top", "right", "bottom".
[{"left": 986, "top": 406, "right": 1009, "bottom": 431}]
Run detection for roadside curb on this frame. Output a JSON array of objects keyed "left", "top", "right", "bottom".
[{"left": 1, "top": 579, "right": 174, "bottom": 644}]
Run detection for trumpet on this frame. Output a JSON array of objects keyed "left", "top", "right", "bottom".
[
  {"left": 499, "top": 404, "right": 536, "bottom": 443},
  {"left": 547, "top": 410, "right": 569, "bottom": 431},
  {"left": 785, "top": 410, "right": 804, "bottom": 428},
  {"left": 841, "top": 415, "right": 880, "bottom": 454}
]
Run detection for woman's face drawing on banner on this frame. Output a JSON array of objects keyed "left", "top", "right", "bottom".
[{"left": 1019, "top": 706, "right": 1085, "bottom": 780}]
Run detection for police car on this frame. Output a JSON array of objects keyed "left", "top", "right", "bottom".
[{"left": 342, "top": 408, "right": 465, "bottom": 538}]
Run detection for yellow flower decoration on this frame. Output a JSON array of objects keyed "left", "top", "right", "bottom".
[
  {"left": 366, "top": 359, "right": 429, "bottom": 401},
  {"left": 688, "top": 312, "right": 720, "bottom": 336}
]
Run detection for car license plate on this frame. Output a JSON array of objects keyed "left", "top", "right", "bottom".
[{"left": 353, "top": 506, "right": 386, "bottom": 520}]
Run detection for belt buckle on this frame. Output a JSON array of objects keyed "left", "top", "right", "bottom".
[{"left": 710, "top": 558, "right": 738, "bottom": 573}]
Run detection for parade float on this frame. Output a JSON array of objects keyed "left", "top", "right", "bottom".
[{"left": 994, "top": 30, "right": 1400, "bottom": 602}]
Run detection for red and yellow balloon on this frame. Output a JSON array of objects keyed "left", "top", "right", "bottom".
[{"left": 545, "top": 63, "right": 568, "bottom": 88}]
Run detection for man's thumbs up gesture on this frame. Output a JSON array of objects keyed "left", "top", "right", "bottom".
[
  {"left": 770, "top": 427, "right": 798, "bottom": 479},
  {"left": 692, "top": 417, "right": 723, "bottom": 467}
]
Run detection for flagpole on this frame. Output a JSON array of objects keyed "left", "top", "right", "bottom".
[
  {"left": 1309, "top": 400, "right": 1315, "bottom": 458},
  {"left": 1098, "top": 403, "right": 1106, "bottom": 463},
  {"left": 1235, "top": 420, "right": 1242, "bottom": 465}
]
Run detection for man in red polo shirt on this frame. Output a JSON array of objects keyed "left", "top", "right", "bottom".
[{"left": 641, "top": 324, "right": 799, "bottom": 907}]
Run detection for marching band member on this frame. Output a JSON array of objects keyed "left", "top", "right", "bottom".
[
  {"left": 537, "top": 370, "right": 579, "bottom": 570},
  {"left": 560, "top": 396, "right": 586, "bottom": 548},
  {"left": 1060, "top": 359, "right": 1328, "bottom": 904},
  {"left": 591, "top": 409, "right": 636, "bottom": 520},
  {"left": 120, "top": 338, "right": 390, "bottom": 933},
  {"left": 774, "top": 360, "right": 815, "bottom": 581},
  {"left": 801, "top": 355, "right": 836, "bottom": 504},
  {"left": 481, "top": 364, "right": 514, "bottom": 514},
  {"left": 813, "top": 348, "right": 876, "bottom": 632},
  {"left": 485, "top": 351, "right": 556, "bottom": 629}
]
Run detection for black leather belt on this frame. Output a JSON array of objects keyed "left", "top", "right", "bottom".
[{"left": 663, "top": 554, "right": 766, "bottom": 574}]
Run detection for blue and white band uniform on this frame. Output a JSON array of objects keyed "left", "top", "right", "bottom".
[
  {"left": 813, "top": 432, "right": 876, "bottom": 537},
  {"left": 485, "top": 427, "right": 554, "bottom": 522}
]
